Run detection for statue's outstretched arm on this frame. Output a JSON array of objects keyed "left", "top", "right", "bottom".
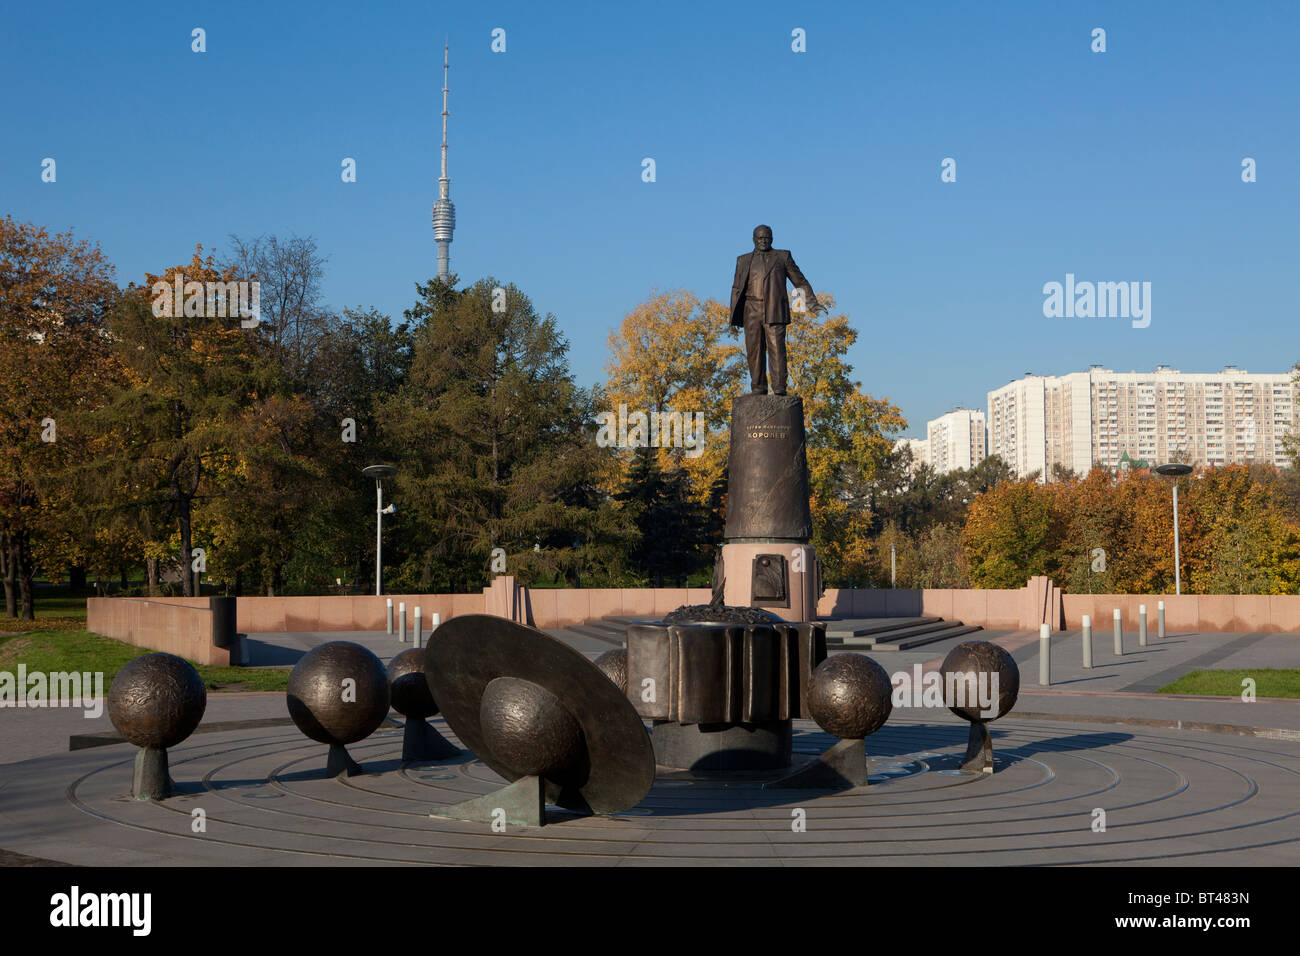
[{"left": 785, "top": 252, "right": 825, "bottom": 313}]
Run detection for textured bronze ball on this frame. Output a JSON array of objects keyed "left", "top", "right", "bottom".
[
  {"left": 388, "top": 647, "right": 439, "bottom": 719},
  {"left": 287, "top": 641, "right": 390, "bottom": 745},
  {"left": 479, "top": 676, "right": 585, "bottom": 777},
  {"left": 940, "top": 640, "right": 1020, "bottom": 723},
  {"left": 807, "top": 653, "right": 893, "bottom": 740},
  {"left": 107, "top": 653, "right": 207, "bottom": 749},
  {"left": 593, "top": 648, "right": 628, "bottom": 695}
]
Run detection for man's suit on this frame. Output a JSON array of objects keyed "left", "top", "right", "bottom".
[{"left": 729, "top": 249, "right": 819, "bottom": 395}]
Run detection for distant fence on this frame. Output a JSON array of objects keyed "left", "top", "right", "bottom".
[
  {"left": 1061, "top": 593, "right": 1300, "bottom": 633},
  {"left": 234, "top": 578, "right": 712, "bottom": 632},
  {"left": 86, "top": 596, "right": 237, "bottom": 666},
  {"left": 817, "top": 575, "right": 1062, "bottom": 631},
  {"left": 86, "top": 576, "right": 1297, "bottom": 664},
  {"left": 818, "top": 581, "right": 1300, "bottom": 634},
  {"left": 86, "top": 579, "right": 713, "bottom": 661}
]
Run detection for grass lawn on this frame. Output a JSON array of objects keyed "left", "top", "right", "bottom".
[
  {"left": 0, "top": 629, "right": 289, "bottom": 692},
  {"left": 1157, "top": 668, "right": 1300, "bottom": 699}
]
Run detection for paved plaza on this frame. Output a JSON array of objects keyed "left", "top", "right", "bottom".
[{"left": 2, "top": 624, "right": 1298, "bottom": 866}]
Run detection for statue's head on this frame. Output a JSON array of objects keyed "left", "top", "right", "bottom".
[{"left": 752, "top": 225, "right": 773, "bottom": 252}]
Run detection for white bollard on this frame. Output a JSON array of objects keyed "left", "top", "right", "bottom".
[
  {"left": 414, "top": 606, "right": 422, "bottom": 648},
  {"left": 386, "top": 597, "right": 394, "bottom": 635},
  {"left": 399, "top": 601, "right": 407, "bottom": 643},
  {"left": 1113, "top": 608, "right": 1123, "bottom": 656},
  {"left": 431, "top": 612, "right": 441, "bottom": 635},
  {"left": 1139, "top": 604, "right": 1148, "bottom": 647},
  {"left": 1038, "top": 623, "right": 1051, "bottom": 686},
  {"left": 1081, "top": 615, "right": 1092, "bottom": 669},
  {"left": 1158, "top": 600, "right": 1166, "bottom": 640}
]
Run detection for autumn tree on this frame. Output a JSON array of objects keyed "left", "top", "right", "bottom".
[
  {"left": 378, "top": 277, "right": 635, "bottom": 591},
  {"left": 1057, "top": 469, "right": 1127, "bottom": 593},
  {"left": 604, "top": 289, "right": 742, "bottom": 506},
  {"left": 221, "top": 234, "right": 331, "bottom": 386},
  {"left": 788, "top": 295, "right": 906, "bottom": 576},
  {"left": 961, "top": 479, "right": 1058, "bottom": 588},
  {"left": 91, "top": 249, "right": 267, "bottom": 596},
  {"left": 298, "top": 307, "right": 413, "bottom": 589},
  {"left": 0, "top": 217, "right": 117, "bottom": 617},
  {"left": 1184, "top": 466, "right": 1300, "bottom": 594},
  {"left": 202, "top": 393, "right": 331, "bottom": 595},
  {"left": 904, "top": 523, "right": 971, "bottom": 588}
]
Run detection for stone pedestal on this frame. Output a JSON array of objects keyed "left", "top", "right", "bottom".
[
  {"left": 725, "top": 395, "right": 812, "bottom": 541},
  {"left": 722, "top": 394, "right": 818, "bottom": 621},
  {"left": 620, "top": 394, "right": 828, "bottom": 773},
  {"left": 721, "top": 542, "right": 818, "bottom": 621}
]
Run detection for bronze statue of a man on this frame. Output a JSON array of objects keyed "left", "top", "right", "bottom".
[{"left": 729, "top": 225, "right": 825, "bottom": 395}]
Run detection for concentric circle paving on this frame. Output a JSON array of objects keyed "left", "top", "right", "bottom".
[{"left": 3, "top": 711, "right": 1298, "bottom": 866}]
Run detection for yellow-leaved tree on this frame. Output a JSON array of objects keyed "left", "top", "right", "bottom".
[
  {"left": 786, "top": 294, "right": 907, "bottom": 584},
  {"left": 604, "top": 289, "right": 742, "bottom": 503}
]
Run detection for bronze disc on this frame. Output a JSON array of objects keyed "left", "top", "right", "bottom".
[{"left": 425, "top": 614, "right": 654, "bottom": 814}]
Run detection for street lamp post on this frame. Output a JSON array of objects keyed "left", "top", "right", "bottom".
[
  {"left": 1154, "top": 463, "right": 1193, "bottom": 596},
  {"left": 362, "top": 465, "right": 398, "bottom": 596}
]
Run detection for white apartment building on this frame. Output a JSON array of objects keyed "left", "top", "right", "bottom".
[
  {"left": 893, "top": 437, "right": 929, "bottom": 476},
  {"left": 987, "top": 366, "right": 1297, "bottom": 480},
  {"left": 926, "top": 408, "right": 987, "bottom": 474}
]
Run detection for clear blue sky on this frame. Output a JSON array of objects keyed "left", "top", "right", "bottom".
[{"left": 4, "top": 1, "right": 1297, "bottom": 436}]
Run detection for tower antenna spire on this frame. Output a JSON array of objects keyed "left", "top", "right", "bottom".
[{"left": 433, "top": 40, "right": 456, "bottom": 281}]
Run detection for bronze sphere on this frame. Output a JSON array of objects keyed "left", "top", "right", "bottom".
[
  {"left": 388, "top": 647, "right": 439, "bottom": 719},
  {"left": 287, "top": 641, "right": 390, "bottom": 746},
  {"left": 807, "top": 653, "right": 893, "bottom": 740},
  {"left": 107, "top": 653, "right": 207, "bottom": 749},
  {"left": 593, "top": 648, "right": 628, "bottom": 695},
  {"left": 939, "top": 640, "right": 1020, "bottom": 723},
  {"left": 479, "top": 676, "right": 585, "bottom": 778}
]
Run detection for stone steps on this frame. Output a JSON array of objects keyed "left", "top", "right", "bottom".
[
  {"left": 600, "top": 615, "right": 661, "bottom": 628},
  {"left": 559, "top": 622, "right": 626, "bottom": 646},
  {"left": 825, "top": 616, "right": 942, "bottom": 638},
  {"left": 825, "top": 618, "right": 982, "bottom": 651},
  {"left": 555, "top": 615, "right": 980, "bottom": 654},
  {"left": 867, "top": 623, "right": 983, "bottom": 651}
]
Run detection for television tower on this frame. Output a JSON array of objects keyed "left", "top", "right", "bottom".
[{"left": 432, "top": 42, "right": 456, "bottom": 280}]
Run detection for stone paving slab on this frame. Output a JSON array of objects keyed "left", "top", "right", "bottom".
[
  {"left": 0, "top": 711, "right": 1295, "bottom": 866},
  {"left": 243, "top": 629, "right": 412, "bottom": 667},
  {"left": 540, "top": 629, "right": 622, "bottom": 657},
  {"left": 0, "top": 693, "right": 291, "bottom": 767},
  {"left": 900, "top": 628, "right": 1300, "bottom": 697},
  {"left": 4, "top": 623, "right": 1299, "bottom": 866},
  {"left": 1012, "top": 693, "right": 1300, "bottom": 735}
]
